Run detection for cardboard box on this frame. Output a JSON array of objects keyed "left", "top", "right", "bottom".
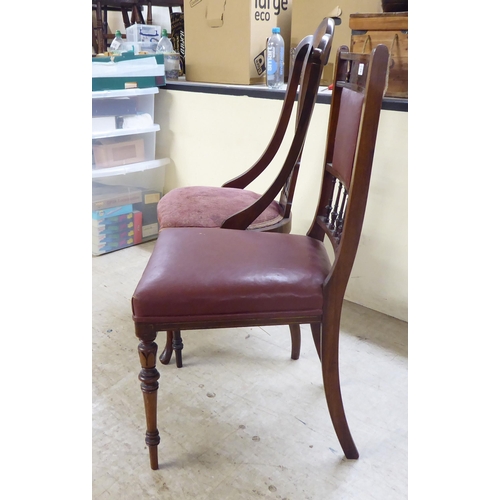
[
  {"left": 350, "top": 12, "right": 408, "bottom": 98},
  {"left": 92, "top": 138, "right": 145, "bottom": 169},
  {"left": 184, "top": 0, "right": 293, "bottom": 85},
  {"left": 290, "top": 0, "right": 382, "bottom": 85}
]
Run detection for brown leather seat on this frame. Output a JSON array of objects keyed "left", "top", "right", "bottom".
[{"left": 132, "top": 227, "right": 331, "bottom": 324}]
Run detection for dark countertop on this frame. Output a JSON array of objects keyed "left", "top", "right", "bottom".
[{"left": 160, "top": 78, "right": 408, "bottom": 112}]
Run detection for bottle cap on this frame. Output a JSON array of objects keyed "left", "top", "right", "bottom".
[
  {"left": 115, "top": 30, "right": 122, "bottom": 37},
  {"left": 272, "top": 27, "right": 280, "bottom": 33},
  {"left": 161, "top": 29, "right": 168, "bottom": 37}
]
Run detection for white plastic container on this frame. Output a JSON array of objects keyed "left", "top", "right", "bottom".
[
  {"left": 92, "top": 88, "right": 167, "bottom": 176},
  {"left": 126, "top": 24, "right": 162, "bottom": 44}
]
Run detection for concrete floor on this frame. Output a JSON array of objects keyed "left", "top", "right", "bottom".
[{"left": 92, "top": 240, "right": 408, "bottom": 499}]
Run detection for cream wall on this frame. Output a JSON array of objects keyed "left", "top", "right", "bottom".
[{"left": 154, "top": 90, "right": 408, "bottom": 322}]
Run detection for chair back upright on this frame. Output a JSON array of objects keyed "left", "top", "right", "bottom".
[
  {"left": 221, "top": 17, "right": 335, "bottom": 231},
  {"left": 308, "top": 44, "right": 390, "bottom": 301}
]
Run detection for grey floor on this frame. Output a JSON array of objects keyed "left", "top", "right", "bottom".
[{"left": 93, "top": 240, "right": 408, "bottom": 499}]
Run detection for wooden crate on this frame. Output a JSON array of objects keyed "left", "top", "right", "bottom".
[{"left": 349, "top": 12, "right": 408, "bottom": 98}]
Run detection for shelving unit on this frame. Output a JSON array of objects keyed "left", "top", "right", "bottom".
[{"left": 92, "top": 86, "right": 169, "bottom": 256}]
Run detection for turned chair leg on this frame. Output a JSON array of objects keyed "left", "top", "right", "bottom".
[
  {"left": 321, "top": 311, "right": 359, "bottom": 459},
  {"left": 289, "top": 324, "right": 301, "bottom": 360},
  {"left": 159, "top": 331, "right": 174, "bottom": 365},
  {"left": 172, "top": 330, "right": 183, "bottom": 368},
  {"left": 159, "top": 330, "right": 184, "bottom": 367},
  {"left": 137, "top": 330, "right": 161, "bottom": 470}
]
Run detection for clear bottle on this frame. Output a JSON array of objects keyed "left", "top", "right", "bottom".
[
  {"left": 266, "top": 27, "right": 285, "bottom": 89},
  {"left": 109, "top": 30, "right": 123, "bottom": 54},
  {"left": 156, "top": 29, "right": 173, "bottom": 54},
  {"left": 156, "top": 29, "right": 179, "bottom": 80}
]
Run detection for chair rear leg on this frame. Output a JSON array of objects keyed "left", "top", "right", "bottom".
[
  {"left": 136, "top": 329, "right": 161, "bottom": 469},
  {"left": 159, "top": 330, "right": 174, "bottom": 365},
  {"left": 321, "top": 311, "right": 359, "bottom": 459},
  {"left": 173, "top": 330, "right": 183, "bottom": 368},
  {"left": 289, "top": 324, "right": 301, "bottom": 359},
  {"left": 310, "top": 322, "right": 321, "bottom": 360}
]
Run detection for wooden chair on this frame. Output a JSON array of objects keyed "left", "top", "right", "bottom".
[
  {"left": 157, "top": 18, "right": 335, "bottom": 368},
  {"left": 131, "top": 43, "right": 390, "bottom": 469}
]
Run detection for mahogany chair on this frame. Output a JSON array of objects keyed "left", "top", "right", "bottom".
[
  {"left": 131, "top": 43, "right": 390, "bottom": 469},
  {"left": 157, "top": 18, "right": 335, "bottom": 367}
]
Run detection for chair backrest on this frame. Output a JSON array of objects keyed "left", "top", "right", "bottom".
[
  {"left": 220, "top": 17, "right": 335, "bottom": 232},
  {"left": 307, "top": 44, "right": 390, "bottom": 300}
]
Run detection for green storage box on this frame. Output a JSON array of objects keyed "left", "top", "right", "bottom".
[{"left": 92, "top": 52, "right": 166, "bottom": 91}]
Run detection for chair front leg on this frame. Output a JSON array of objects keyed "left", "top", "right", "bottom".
[{"left": 137, "top": 328, "right": 161, "bottom": 470}]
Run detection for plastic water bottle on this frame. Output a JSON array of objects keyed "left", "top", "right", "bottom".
[
  {"left": 267, "top": 27, "right": 285, "bottom": 89},
  {"left": 156, "top": 29, "right": 173, "bottom": 54},
  {"left": 109, "top": 30, "right": 124, "bottom": 54},
  {"left": 156, "top": 29, "right": 179, "bottom": 80}
]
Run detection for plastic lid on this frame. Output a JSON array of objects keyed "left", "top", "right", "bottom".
[
  {"left": 115, "top": 30, "right": 122, "bottom": 37},
  {"left": 272, "top": 27, "right": 280, "bottom": 33},
  {"left": 161, "top": 29, "right": 168, "bottom": 37}
]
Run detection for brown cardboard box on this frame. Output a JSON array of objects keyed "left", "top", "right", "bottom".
[
  {"left": 290, "top": 0, "right": 382, "bottom": 85},
  {"left": 184, "top": 0, "right": 293, "bottom": 85},
  {"left": 93, "top": 138, "right": 145, "bottom": 169},
  {"left": 350, "top": 12, "right": 408, "bottom": 98}
]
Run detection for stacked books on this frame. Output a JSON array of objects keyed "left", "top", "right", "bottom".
[
  {"left": 92, "top": 183, "right": 143, "bottom": 256},
  {"left": 92, "top": 182, "right": 162, "bottom": 255}
]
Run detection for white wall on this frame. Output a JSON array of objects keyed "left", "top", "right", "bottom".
[{"left": 154, "top": 89, "right": 408, "bottom": 322}]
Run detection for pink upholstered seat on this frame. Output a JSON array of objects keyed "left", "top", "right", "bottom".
[{"left": 157, "top": 186, "right": 283, "bottom": 231}]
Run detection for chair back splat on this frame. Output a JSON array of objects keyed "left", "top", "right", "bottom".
[
  {"left": 221, "top": 17, "right": 335, "bottom": 231},
  {"left": 131, "top": 41, "right": 390, "bottom": 469},
  {"left": 308, "top": 45, "right": 390, "bottom": 298},
  {"left": 156, "top": 17, "right": 335, "bottom": 235}
]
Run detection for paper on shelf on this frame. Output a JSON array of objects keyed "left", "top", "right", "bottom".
[
  {"left": 122, "top": 113, "right": 154, "bottom": 129},
  {"left": 92, "top": 57, "right": 164, "bottom": 78}
]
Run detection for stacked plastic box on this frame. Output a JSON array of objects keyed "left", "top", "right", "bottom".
[{"left": 92, "top": 87, "right": 168, "bottom": 256}]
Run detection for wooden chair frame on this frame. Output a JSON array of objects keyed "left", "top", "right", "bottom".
[{"left": 132, "top": 43, "right": 389, "bottom": 470}]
